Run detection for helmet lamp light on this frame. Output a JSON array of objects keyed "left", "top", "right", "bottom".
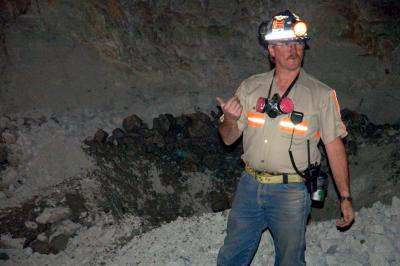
[{"left": 293, "top": 21, "right": 307, "bottom": 37}]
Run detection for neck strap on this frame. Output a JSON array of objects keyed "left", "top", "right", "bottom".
[{"left": 267, "top": 70, "right": 300, "bottom": 99}]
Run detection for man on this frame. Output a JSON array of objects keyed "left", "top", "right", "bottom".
[{"left": 216, "top": 10, "right": 354, "bottom": 266}]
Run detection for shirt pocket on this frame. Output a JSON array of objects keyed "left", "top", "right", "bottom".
[{"left": 278, "top": 113, "right": 319, "bottom": 145}]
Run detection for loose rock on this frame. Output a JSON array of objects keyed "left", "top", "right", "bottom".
[
  {"left": 36, "top": 207, "right": 72, "bottom": 224},
  {"left": 1, "top": 131, "right": 17, "bottom": 144}
]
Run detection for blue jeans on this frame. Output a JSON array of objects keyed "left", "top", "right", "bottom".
[{"left": 217, "top": 172, "right": 311, "bottom": 266}]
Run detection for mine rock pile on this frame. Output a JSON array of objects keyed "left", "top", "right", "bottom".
[
  {"left": 84, "top": 111, "right": 243, "bottom": 225},
  {"left": 84, "top": 109, "right": 400, "bottom": 225}
]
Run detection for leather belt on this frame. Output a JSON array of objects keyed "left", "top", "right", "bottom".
[{"left": 245, "top": 165, "right": 304, "bottom": 184}]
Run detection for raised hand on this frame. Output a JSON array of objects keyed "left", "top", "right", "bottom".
[{"left": 216, "top": 96, "right": 243, "bottom": 121}]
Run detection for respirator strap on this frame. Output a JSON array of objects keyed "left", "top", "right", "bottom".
[
  {"left": 267, "top": 71, "right": 275, "bottom": 99},
  {"left": 267, "top": 71, "right": 300, "bottom": 100},
  {"left": 282, "top": 72, "right": 300, "bottom": 99}
]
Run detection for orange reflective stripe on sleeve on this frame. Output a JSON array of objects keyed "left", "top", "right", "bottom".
[
  {"left": 247, "top": 112, "right": 265, "bottom": 128},
  {"left": 331, "top": 90, "right": 347, "bottom": 131},
  {"left": 279, "top": 117, "right": 309, "bottom": 135},
  {"left": 331, "top": 90, "right": 341, "bottom": 117}
]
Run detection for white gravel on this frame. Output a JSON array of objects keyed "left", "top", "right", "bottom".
[{"left": 1, "top": 197, "right": 399, "bottom": 266}]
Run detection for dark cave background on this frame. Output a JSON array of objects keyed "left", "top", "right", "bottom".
[{"left": 0, "top": 0, "right": 399, "bottom": 235}]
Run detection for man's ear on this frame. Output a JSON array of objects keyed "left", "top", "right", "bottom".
[{"left": 267, "top": 44, "right": 274, "bottom": 57}]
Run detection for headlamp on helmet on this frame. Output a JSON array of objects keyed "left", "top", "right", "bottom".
[
  {"left": 258, "top": 10, "right": 310, "bottom": 46},
  {"left": 293, "top": 21, "right": 307, "bottom": 37}
]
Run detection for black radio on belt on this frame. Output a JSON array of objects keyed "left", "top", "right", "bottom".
[
  {"left": 304, "top": 164, "right": 320, "bottom": 179},
  {"left": 289, "top": 140, "right": 329, "bottom": 202},
  {"left": 304, "top": 164, "right": 319, "bottom": 197}
]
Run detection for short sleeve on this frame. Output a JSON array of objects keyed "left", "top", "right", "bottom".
[
  {"left": 319, "top": 90, "right": 347, "bottom": 144},
  {"left": 234, "top": 81, "right": 248, "bottom": 132}
]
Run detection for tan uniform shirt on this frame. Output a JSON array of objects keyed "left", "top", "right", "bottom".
[{"left": 236, "top": 69, "right": 347, "bottom": 173}]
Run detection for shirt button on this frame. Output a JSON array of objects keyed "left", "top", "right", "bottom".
[
  {"left": 264, "top": 139, "right": 268, "bottom": 143},
  {"left": 261, "top": 160, "right": 264, "bottom": 163}
]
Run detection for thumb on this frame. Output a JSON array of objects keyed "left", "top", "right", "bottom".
[{"left": 216, "top": 96, "right": 225, "bottom": 107}]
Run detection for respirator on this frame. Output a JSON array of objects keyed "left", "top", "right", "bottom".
[
  {"left": 257, "top": 70, "right": 298, "bottom": 119},
  {"left": 256, "top": 94, "right": 294, "bottom": 118}
]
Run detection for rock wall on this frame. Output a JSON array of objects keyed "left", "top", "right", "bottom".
[{"left": 0, "top": 0, "right": 399, "bottom": 123}]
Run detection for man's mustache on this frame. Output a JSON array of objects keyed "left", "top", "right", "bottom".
[{"left": 287, "top": 54, "right": 300, "bottom": 60}]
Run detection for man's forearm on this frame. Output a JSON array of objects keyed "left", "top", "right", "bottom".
[
  {"left": 218, "top": 120, "right": 242, "bottom": 146},
  {"left": 325, "top": 137, "right": 350, "bottom": 197},
  {"left": 326, "top": 137, "right": 355, "bottom": 227}
]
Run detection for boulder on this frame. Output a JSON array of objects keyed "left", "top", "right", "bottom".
[
  {"left": 122, "top": 114, "right": 148, "bottom": 133},
  {"left": 93, "top": 129, "right": 109, "bottom": 143},
  {"left": 1, "top": 131, "right": 17, "bottom": 144},
  {"left": 153, "top": 114, "right": 175, "bottom": 136},
  {"left": 49, "top": 234, "right": 70, "bottom": 254},
  {"left": 36, "top": 207, "right": 72, "bottom": 224},
  {"left": 31, "top": 239, "right": 50, "bottom": 255}
]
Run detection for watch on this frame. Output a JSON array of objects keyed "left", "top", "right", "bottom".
[{"left": 340, "top": 196, "right": 352, "bottom": 202}]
